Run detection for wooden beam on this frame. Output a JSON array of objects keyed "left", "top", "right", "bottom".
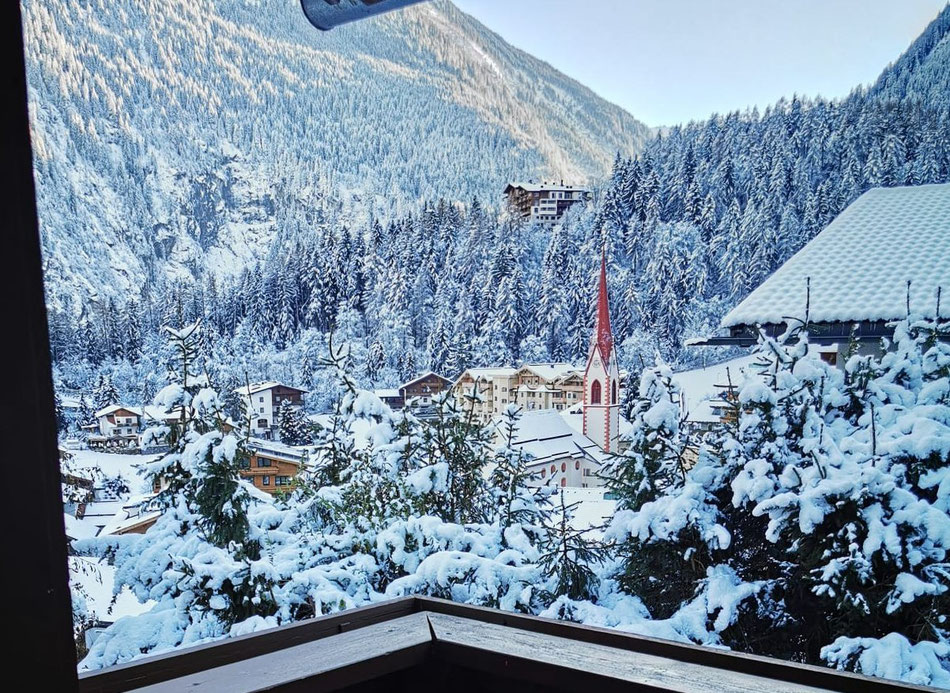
[
  {"left": 415, "top": 598, "right": 933, "bottom": 693},
  {"left": 128, "top": 612, "right": 432, "bottom": 692},
  {"left": 79, "top": 597, "right": 418, "bottom": 693},
  {"left": 427, "top": 612, "right": 826, "bottom": 693},
  {"left": 1, "top": 3, "right": 79, "bottom": 691}
]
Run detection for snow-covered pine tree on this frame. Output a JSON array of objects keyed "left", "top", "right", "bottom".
[
  {"left": 538, "top": 490, "right": 606, "bottom": 603},
  {"left": 602, "top": 362, "right": 715, "bottom": 616},
  {"left": 277, "top": 400, "right": 312, "bottom": 446}
]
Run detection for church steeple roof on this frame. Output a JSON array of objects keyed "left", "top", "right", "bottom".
[{"left": 592, "top": 251, "right": 613, "bottom": 363}]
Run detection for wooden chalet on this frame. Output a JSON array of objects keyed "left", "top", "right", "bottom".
[{"left": 241, "top": 439, "right": 310, "bottom": 494}]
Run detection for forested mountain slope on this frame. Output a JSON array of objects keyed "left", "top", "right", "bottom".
[
  {"left": 41, "top": 3, "right": 950, "bottom": 407},
  {"left": 23, "top": 0, "right": 651, "bottom": 309},
  {"left": 870, "top": 3, "right": 950, "bottom": 108}
]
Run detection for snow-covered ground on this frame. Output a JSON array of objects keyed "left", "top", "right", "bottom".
[
  {"left": 558, "top": 487, "right": 616, "bottom": 536},
  {"left": 671, "top": 354, "right": 759, "bottom": 423},
  {"left": 68, "top": 449, "right": 159, "bottom": 494},
  {"left": 65, "top": 450, "right": 161, "bottom": 625}
]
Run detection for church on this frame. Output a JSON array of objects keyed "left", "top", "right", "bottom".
[{"left": 499, "top": 253, "right": 627, "bottom": 488}]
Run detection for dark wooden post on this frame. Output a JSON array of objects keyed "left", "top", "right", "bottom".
[{"left": 1, "top": 3, "right": 79, "bottom": 690}]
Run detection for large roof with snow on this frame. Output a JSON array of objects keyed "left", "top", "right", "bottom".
[
  {"left": 234, "top": 381, "right": 307, "bottom": 396},
  {"left": 722, "top": 183, "right": 950, "bottom": 328},
  {"left": 516, "top": 363, "right": 580, "bottom": 381},
  {"left": 502, "top": 409, "right": 608, "bottom": 467}
]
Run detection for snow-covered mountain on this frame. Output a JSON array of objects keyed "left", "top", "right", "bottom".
[{"left": 23, "top": 0, "right": 652, "bottom": 311}]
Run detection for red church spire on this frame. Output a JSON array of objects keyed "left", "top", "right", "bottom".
[{"left": 592, "top": 250, "right": 613, "bottom": 363}]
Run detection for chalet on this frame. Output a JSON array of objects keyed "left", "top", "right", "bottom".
[
  {"left": 242, "top": 438, "right": 310, "bottom": 494},
  {"left": 375, "top": 372, "right": 453, "bottom": 411},
  {"left": 85, "top": 404, "right": 182, "bottom": 450},
  {"left": 86, "top": 405, "right": 141, "bottom": 447},
  {"left": 694, "top": 183, "right": 950, "bottom": 364},
  {"left": 235, "top": 381, "right": 307, "bottom": 439},
  {"left": 500, "top": 409, "right": 608, "bottom": 489},
  {"left": 400, "top": 371, "right": 452, "bottom": 407},
  {"left": 503, "top": 181, "right": 591, "bottom": 227}
]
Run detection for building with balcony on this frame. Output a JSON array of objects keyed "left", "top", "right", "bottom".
[
  {"left": 241, "top": 438, "right": 311, "bottom": 494},
  {"left": 504, "top": 181, "right": 591, "bottom": 227}
]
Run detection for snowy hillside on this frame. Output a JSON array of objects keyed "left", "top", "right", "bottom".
[{"left": 23, "top": 0, "right": 651, "bottom": 309}]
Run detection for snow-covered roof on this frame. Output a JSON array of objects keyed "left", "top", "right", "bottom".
[
  {"left": 374, "top": 388, "right": 401, "bottom": 399},
  {"left": 456, "top": 367, "right": 517, "bottom": 385},
  {"left": 247, "top": 437, "right": 311, "bottom": 463},
  {"left": 559, "top": 402, "right": 632, "bottom": 438},
  {"left": 505, "top": 181, "right": 590, "bottom": 193},
  {"left": 399, "top": 371, "right": 450, "bottom": 390},
  {"left": 671, "top": 354, "right": 758, "bottom": 423},
  {"left": 722, "top": 183, "right": 950, "bottom": 328},
  {"left": 234, "top": 381, "right": 307, "bottom": 396},
  {"left": 517, "top": 363, "right": 580, "bottom": 381},
  {"left": 503, "top": 409, "right": 608, "bottom": 466},
  {"left": 94, "top": 404, "right": 142, "bottom": 418},
  {"left": 94, "top": 404, "right": 183, "bottom": 421}
]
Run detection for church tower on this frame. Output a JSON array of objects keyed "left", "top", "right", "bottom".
[{"left": 582, "top": 252, "right": 621, "bottom": 452}]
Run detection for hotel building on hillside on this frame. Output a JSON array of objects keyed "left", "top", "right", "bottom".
[{"left": 504, "top": 181, "right": 591, "bottom": 227}]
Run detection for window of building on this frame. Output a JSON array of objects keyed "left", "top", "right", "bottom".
[
  {"left": 590, "top": 379, "right": 602, "bottom": 404},
  {"left": 262, "top": 476, "right": 271, "bottom": 486},
  {"left": 540, "top": 468, "right": 546, "bottom": 478},
  {"left": 575, "top": 461, "right": 580, "bottom": 470},
  {"left": 560, "top": 478, "right": 566, "bottom": 487},
  {"left": 612, "top": 380, "right": 618, "bottom": 404},
  {"left": 550, "top": 465, "right": 556, "bottom": 474},
  {"left": 257, "top": 458, "right": 272, "bottom": 467},
  {"left": 561, "top": 462, "right": 566, "bottom": 472}
]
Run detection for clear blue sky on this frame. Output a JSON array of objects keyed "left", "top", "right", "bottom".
[{"left": 452, "top": 0, "right": 948, "bottom": 127}]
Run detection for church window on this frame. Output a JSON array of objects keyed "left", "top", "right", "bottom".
[
  {"left": 612, "top": 380, "right": 618, "bottom": 404},
  {"left": 590, "top": 380, "right": 602, "bottom": 404}
]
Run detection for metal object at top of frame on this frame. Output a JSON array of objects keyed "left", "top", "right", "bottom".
[{"left": 301, "top": 0, "right": 428, "bottom": 30}]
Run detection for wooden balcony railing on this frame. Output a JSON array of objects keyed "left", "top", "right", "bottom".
[{"left": 76, "top": 596, "right": 937, "bottom": 693}]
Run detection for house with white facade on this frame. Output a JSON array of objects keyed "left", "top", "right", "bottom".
[
  {"left": 501, "top": 409, "right": 609, "bottom": 489},
  {"left": 234, "top": 381, "right": 307, "bottom": 439},
  {"left": 85, "top": 404, "right": 182, "bottom": 449}
]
